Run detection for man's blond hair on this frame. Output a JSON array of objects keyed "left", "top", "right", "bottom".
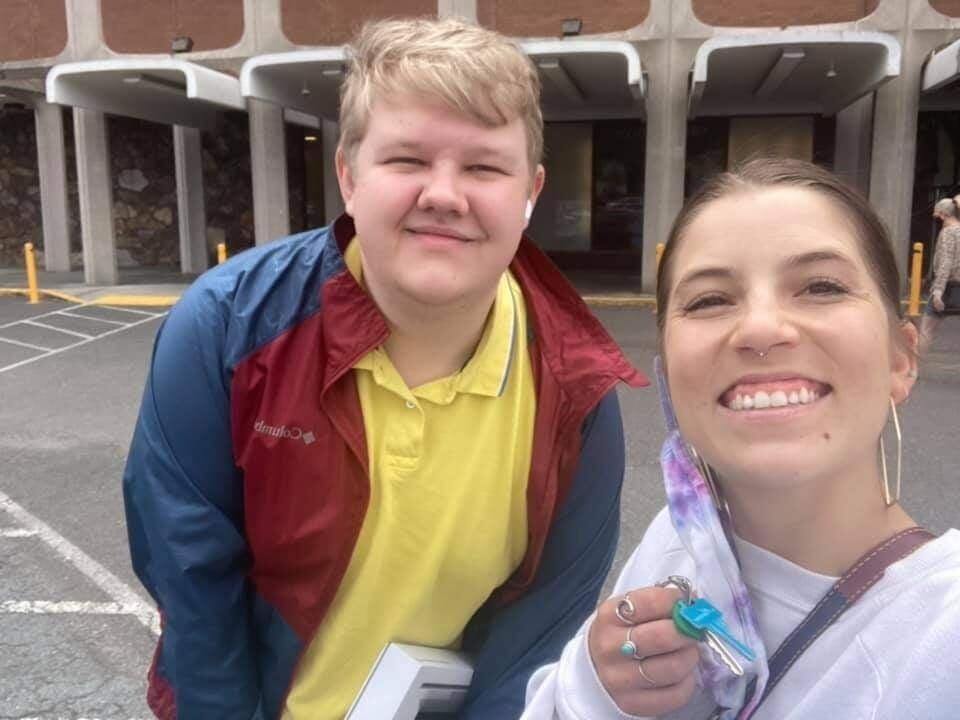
[{"left": 338, "top": 17, "right": 543, "bottom": 172}]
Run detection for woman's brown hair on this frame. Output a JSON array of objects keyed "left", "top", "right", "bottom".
[{"left": 655, "top": 158, "right": 903, "bottom": 332}]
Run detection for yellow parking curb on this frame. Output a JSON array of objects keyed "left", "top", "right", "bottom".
[
  {"left": 91, "top": 294, "right": 180, "bottom": 307},
  {"left": 0, "top": 287, "right": 86, "bottom": 304}
]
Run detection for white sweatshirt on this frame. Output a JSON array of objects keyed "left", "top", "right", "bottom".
[{"left": 522, "top": 507, "right": 960, "bottom": 720}]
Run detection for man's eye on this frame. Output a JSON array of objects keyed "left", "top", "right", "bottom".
[
  {"left": 385, "top": 157, "right": 424, "bottom": 166},
  {"left": 684, "top": 294, "right": 729, "bottom": 312},
  {"left": 469, "top": 164, "right": 504, "bottom": 174}
]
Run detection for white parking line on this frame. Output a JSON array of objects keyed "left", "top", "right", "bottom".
[
  {"left": 0, "top": 336, "right": 55, "bottom": 352},
  {"left": 0, "top": 489, "right": 159, "bottom": 635},
  {"left": 0, "top": 306, "right": 164, "bottom": 375},
  {"left": 1, "top": 600, "right": 145, "bottom": 615},
  {"left": 58, "top": 310, "right": 130, "bottom": 326},
  {"left": 22, "top": 319, "right": 94, "bottom": 339},
  {"left": 0, "top": 527, "right": 38, "bottom": 537}
]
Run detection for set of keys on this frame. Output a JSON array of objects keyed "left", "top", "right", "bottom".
[{"left": 658, "top": 575, "right": 756, "bottom": 677}]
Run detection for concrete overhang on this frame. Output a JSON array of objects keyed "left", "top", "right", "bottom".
[
  {"left": 241, "top": 42, "right": 645, "bottom": 126},
  {"left": 241, "top": 49, "right": 345, "bottom": 125},
  {"left": 0, "top": 86, "right": 45, "bottom": 108},
  {"left": 46, "top": 58, "right": 244, "bottom": 129},
  {"left": 921, "top": 38, "right": 960, "bottom": 110},
  {"left": 689, "top": 31, "right": 900, "bottom": 118},
  {"left": 521, "top": 40, "right": 645, "bottom": 121}
]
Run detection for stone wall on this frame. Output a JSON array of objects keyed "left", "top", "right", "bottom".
[{"left": 0, "top": 106, "right": 311, "bottom": 270}]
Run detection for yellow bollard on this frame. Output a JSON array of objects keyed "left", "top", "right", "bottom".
[
  {"left": 217, "top": 242, "right": 227, "bottom": 264},
  {"left": 24, "top": 242, "right": 40, "bottom": 304},
  {"left": 908, "top": 242, "right": 923, "bottom": 318}
]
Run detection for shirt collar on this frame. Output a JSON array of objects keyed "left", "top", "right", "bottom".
[{"left": 344, "top": 237, "right": 518, "bottom": 403}]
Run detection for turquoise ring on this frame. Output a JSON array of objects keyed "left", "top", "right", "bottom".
[{"left": 620, "top": 627, "right": 643, "bottom": 659}]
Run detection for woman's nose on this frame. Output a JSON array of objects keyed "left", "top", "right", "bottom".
[{"left": 731, "top": 295, "right": 799, "bottom": 358}]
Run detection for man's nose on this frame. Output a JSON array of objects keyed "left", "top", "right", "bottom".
[{"left": 417, "top": 166, "right": 469, "bottom": 216}]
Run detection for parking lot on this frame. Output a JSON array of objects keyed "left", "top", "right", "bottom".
[{"left": 1, "top": 294, "right": 959, "bottom": 718}]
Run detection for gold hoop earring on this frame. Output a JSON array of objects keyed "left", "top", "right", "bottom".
[{"left": 879, "top": 397, "right": 902, "bottom": 506}]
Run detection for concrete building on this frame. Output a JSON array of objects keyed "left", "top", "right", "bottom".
[{"left": 0, "top": 0, "right": 958, "bottom": 291}]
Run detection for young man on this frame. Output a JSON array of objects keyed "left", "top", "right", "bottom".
[{"left": 123, "top": 17, "right": 645, "bottom": 720}]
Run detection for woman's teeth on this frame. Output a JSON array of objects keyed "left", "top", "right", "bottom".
[{"left": 728, "top": 387, "right": 820, "bottom": 411}]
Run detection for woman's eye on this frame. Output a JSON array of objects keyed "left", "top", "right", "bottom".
[
  {"left": 684, "top": 294, "right": 729, "bottom": 312},
  {"left": 803, "top": 278, "right": 848, "bottom": 296}
]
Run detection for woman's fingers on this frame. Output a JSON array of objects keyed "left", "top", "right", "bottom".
[
  {"left": 588, "top": 586, "right": 702, "bottom": 717},
  {"left": 613, "top": 670, "right": 698, "bottom": 717},
  {"left": 595, "top": 618, "right": 698, "bottom": 663},
  {"left": 600, "top": 585, "right": 684, "bottom": 626}
]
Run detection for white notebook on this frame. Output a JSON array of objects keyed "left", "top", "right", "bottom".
[{"left": 346, "top": 643, "right": 474, "bottom": 720}]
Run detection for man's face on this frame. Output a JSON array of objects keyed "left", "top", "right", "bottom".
[{"left": 336, "top": 94, "right": 544, "bottom": 310}]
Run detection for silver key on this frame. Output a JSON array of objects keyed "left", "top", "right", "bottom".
[{"left": 703, "top": 629, "right": 744, "bottom": 676}]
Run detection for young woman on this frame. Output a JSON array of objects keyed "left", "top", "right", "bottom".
[
  {"left": 919, "top": 196, "right": 960, "bottom": 354},
  {"left": 523, "top": 159, "right": 960, "bottom": 719}
]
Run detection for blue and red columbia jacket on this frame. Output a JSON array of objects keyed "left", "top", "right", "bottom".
[{"left": 123, "top": 215, "right": 647, "bottom": 719}]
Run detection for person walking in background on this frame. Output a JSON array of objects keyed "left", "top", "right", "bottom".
[
  {"left": 121, "top": 17, "right": 644, "bottom": 720},
  {"left": 523, "top": 159, "right": 960, "bottom": 719},
  {"left": 919, "top": 196, "right": 960, "bottom": 354}
]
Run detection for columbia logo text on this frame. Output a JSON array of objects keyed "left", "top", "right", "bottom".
[{"left": 254, "top": 419, "right": 316, "bottom": 445}]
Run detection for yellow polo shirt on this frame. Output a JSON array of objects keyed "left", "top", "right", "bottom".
[{"left": 282, "top": 240, "right": 535, "bottom": 719}]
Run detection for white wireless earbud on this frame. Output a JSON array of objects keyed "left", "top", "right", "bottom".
[{"left": 524, "top": 200, "right": 533, "bottom": 222}]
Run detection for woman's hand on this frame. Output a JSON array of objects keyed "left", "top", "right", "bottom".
[
  {"left": 933, "top": 293, "right": 945, "bottom": 312},
  {"left": 587, "top": 586, "right": 700, "bottom": 717}
]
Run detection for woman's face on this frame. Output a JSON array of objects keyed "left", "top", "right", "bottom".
[{"left": 663, "top": 187, "right": 917, "bottom": 494}]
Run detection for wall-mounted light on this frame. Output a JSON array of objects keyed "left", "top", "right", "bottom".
[
  {"left": 537, "top": 58, "right": 584, "bottom": 102},
  {"left": 122, "top": 74, "right": 187, "bottom": 95},
  {"left": 754, "top": 48, "right": 805, "bottom": 99},
  {"left": 171, "top": 36, "right": 194, "bottom": 54},
  {"left": 826, "top": 59, "right": 838, "bottom": 79},
  {"left": 304, "top": 135, "right": 318, "bottom": 142},
  {"left": 321, "top": 64, "right": 344, "bottom": 78},
  {"left": 561, "top": 18, "right": 582, "bottom": 37}
]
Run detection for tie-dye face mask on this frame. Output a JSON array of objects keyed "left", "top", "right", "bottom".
[{"left": 655, "top": 356, "right": 769, "bottom": 719}]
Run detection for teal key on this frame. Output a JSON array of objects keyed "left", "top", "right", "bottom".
[{"left": 677, "top": 598, "right": 756, "bottom": 662}]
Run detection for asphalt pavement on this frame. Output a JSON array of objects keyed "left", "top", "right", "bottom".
[{"left": 1, "top": 294, "right": 958, "bottom": 719}]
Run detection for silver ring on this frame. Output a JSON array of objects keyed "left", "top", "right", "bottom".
[
  {"left": 637, "top": 659, "right": 657, "bottom": 687},
  {"left": 756, "top": 350, "right": 767, "bottom": 360},
  {"left": 614, "top": 592, "right": 636, "bottom": 625}
]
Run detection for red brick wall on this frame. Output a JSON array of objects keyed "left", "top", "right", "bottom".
[
  {"left": 282, "top": 0, "right": 435, "bottom": 45},
  {"left": 0, "top": 0, "right": 67, "bottom": 61},
  {"left": 477, "top": 0, "right": 649, "bottom": 36},
  {"left": 930, "top": 0, "right": 960, "bottom": 16},
  {"left": 102, "top": 0, "right": 244, "bottom": 54},
  {"left": 692, "top": 0, "right": 880, "bottom": 27}
]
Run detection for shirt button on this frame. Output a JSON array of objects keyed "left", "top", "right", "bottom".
[{"left": 405, "top": 400, "right": 416, "bottom": 409}]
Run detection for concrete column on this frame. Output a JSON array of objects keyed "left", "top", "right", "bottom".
[
  {"left": 73, "top": 108, "right": 117, "bottom": 285},
  {"left": 438, "top": 0, "right": 477, "bottom": 22},
  {"left": 322, "top": 120, "right": 344, "bottom": 222},
  {"left": 868, "top": 30, "right": 943, "bottom": 286},
  {"left": 640, "top": 38, "right": 694, "bottom": 293},
  {"left": 833, "top": 93, "right": 874, "bottom": 196},
  {"left": 173, "top": 125, "right": 208, "bottom": 273},
  {"left": 34, "top": 101, "right": 71, "bottom": 272},
  {"left": 249, "top": 98, "right": 289, "bottom": 245}
]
